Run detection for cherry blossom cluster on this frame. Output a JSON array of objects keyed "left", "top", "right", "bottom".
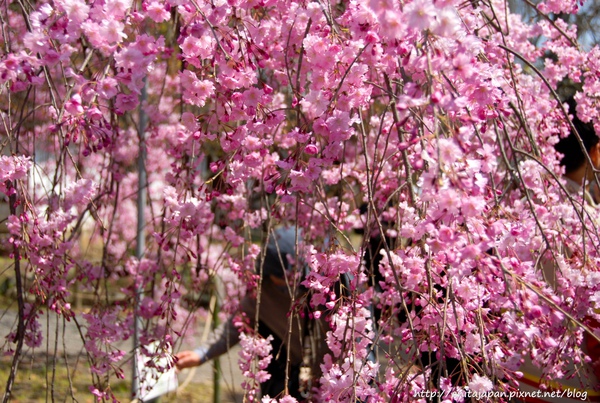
[
  {"left": 238, "top": 332, "right": 274, "bottom": 402},
  {"left": 319, "top": 303, "right": 380, "bottom": 402},
  {"left": 1, "top": 0, "right": 600, "bottom": 401}
]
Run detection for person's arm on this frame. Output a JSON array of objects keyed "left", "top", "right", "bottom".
[
  {"left": 175, "top": 316, "right": 241, "bottom": 370},
  {"left": 175, "top": 296, "right": 255, "bottom": 370}
]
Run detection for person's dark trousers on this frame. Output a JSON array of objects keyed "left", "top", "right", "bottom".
[{"left": 258, "top": 321, "right": 302, "bottom": 400}]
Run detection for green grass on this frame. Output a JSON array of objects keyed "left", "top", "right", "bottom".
[
  {"left": 0, "top": 353, "right": 127, "bottom": 402},
  {"left": 0, "top": 354, "right": 231, "bottom": 402},
  {"left": 0, "top": 249, "right": 240, "bottom": 402}
]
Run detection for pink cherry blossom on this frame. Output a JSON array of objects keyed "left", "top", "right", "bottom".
[
  {"left": 145, "top": 1, "right": 170, "bottom": 23},
  {"left": 3, "top": 0, "right": 600, "bottom": 401}
]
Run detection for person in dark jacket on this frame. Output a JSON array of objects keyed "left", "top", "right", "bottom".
[{"left": 175, "top": 227, "right": 328, "bottom": 400}]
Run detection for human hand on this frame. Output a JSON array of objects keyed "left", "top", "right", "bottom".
[{"left": 174, "top": 350, "right": 203, "bottom": 371}]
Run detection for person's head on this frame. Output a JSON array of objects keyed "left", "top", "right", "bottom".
[
  {"left": 554, "top": 97, "right": 600, "bottom": 176},
  {"left": 257, "top": 226, "right": 299, "bottom": 279}
]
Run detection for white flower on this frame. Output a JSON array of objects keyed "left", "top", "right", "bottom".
[{"left": 468, "top": 373, "right": 493, "bottom": 394}]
